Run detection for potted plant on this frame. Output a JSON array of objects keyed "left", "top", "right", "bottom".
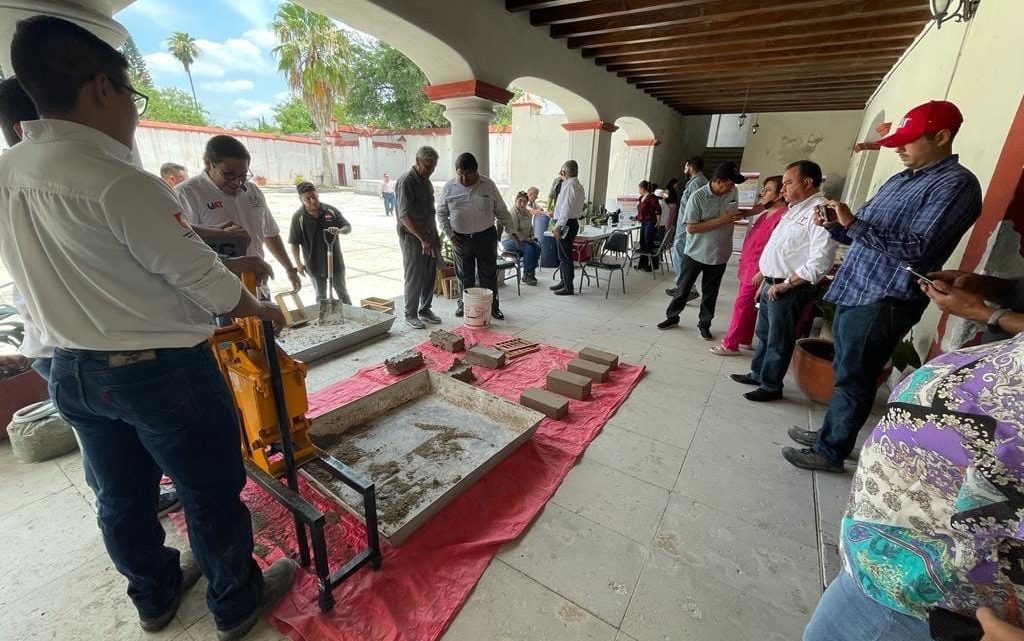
[
  {"left": 792, "top": 337, "right": 897, "bottom": 405},
  {"left": 0, "top": 306, "right": 48, "bottom": 439}
]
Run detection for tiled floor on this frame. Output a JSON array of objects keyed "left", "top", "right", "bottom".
[{"left": 0, "top": 191, "right": 888, "bottom": 640}]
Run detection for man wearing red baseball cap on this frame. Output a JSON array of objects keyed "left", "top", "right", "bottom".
[{"left": 783, "top": 100, "right": 982, "bottom": 474}]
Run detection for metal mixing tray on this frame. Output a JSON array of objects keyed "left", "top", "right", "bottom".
[
  {"left": 275, "top": 303, "right": 395, "bottom": 363},
  {"left": 302, "top": 370, "right": 544, "bottom": 545}
]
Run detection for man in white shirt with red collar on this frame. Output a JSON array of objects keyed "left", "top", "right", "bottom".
[
  {"left": 730, "top": 160, "right": 838, "bottom": 402},
  {"left": 175, "top": 135, "right": 301, "bottom": 297},
  {"left": 0, "top": 17, "right": 294, "bottom": 640}
]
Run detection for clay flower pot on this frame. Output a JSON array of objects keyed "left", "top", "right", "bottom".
[
  {"left": 791, "top": 338, "right": 892, "bottom": 406},
  {"left": 0, "top": 368, "right": 48, "bottom": 440}
]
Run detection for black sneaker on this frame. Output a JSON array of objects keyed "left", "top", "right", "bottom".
[
  {"left": 140, "top": 552, "right": 202, "bottom": 632},
  {"left": 744, "top": 388, "right": 783, "bottom": 402},
  {"left": 687, "top": 291, "right": 700, "bottom": 302},
  {"left": 216, "top": 559, "right": 298, "bottom": 641},
  {"left": 781, "top": 447, "right": 845, "bottom": 473},
  {"left": 455, "top": 304, "right": 464, "bottom": 318},
  {"left": 549, "top": 282, "right": 565, "bottom": 291},
  {"left": 698, "top": 327, "right": 713, "bottom": 341},
  {"left": 657, "top": 316, "right": 680, "bottom": 330},
  {"left": 491, "top": 308, "right": 505, "bottom": 320},
  {"left": 405, "top": 316, "right": 427, "bottom": 329},
  {"left": 730, "top": 373, "right": 760, "bottom": 386},
  {"left": 419, "top": 310, "right": 442, "bottom": 324},
  {"left": 157, "top": 486, "right": 181, "bottom": 517},
  {"left": 554, "top": 289, "right": 573, "bottom": 296},
  {"left": 788, "top": 426, "right": 819, "bottom": 447},
  {"left": 665, "top": 288, "right": 678, "bottom": 296}
]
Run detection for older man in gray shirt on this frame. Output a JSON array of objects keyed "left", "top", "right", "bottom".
[
  {"left": 396, "top": 146, "right": 442, "bottom": 329},
  {"left": 437, "top": 152, "right": 515, "bottom": 320}
]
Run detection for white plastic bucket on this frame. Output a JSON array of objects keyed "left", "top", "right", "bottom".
[{"left": 463, "top": 287, "right": 493, "bottom": 328}]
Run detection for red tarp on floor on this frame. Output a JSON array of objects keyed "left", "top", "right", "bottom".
[{"left": 216, "top": 327, "right": 643, "bottom": 641}]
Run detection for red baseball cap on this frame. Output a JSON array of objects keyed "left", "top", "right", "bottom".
[{"left": 877, "top": 100, "right": 964, "bottom": 148}]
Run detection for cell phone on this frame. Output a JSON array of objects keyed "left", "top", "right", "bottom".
[
  {"left": 814, "top": 204, "right": 838, "bottom": 222},
  {"left": 928, "top": 607, "right": 984, "bottom": 641},
  {"left": 901, "top": 264, "right": 934, "bottom": 285}
]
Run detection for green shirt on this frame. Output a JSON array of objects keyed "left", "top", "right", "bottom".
[{"left": 683, "top": 184, "right": 738, "bottom": 265}]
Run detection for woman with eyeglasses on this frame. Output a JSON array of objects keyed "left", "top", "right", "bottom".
[{"left": 175, "top": 135, "right": 302, "bottom": 298}]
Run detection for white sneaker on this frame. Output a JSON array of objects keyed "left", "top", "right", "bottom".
[{"left": 709, "top": 344, "right": 740, "bottom": 356}]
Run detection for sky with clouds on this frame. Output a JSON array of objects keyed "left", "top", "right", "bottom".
[
  {"left": 116, "top": 0, "right": 313, "bottom": 126},
  {"left": 115, "top": 0, "right": 563, "bottom": 127}
]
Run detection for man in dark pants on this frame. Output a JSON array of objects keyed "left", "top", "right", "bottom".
[
  {"left": 437, "top": 152, "right": 515, "bottom": 319},
  {"left": 289, "top": 181, "right": 352, "bottom": 305},
  {"left": 784, "top": 100, "right": 982, "bottom": 472},
  {"left": 395, "top": 146, "right": 442, "bottom": 329},
  {"left": 550, "top": 160, "right": 585, "bottom": 295},
  {"left": 731, "top": 160, "right": 838, "bottom": 402},
  {"left": 658, "top": 162, "right": 745, "bottom": 339},
  {"left": 1, "top": 17, "right": 295, "bottom": 640}
]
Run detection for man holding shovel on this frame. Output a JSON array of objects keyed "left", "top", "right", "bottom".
[{"left": 289, "top": 181, "right": 352, "bottom": 307}]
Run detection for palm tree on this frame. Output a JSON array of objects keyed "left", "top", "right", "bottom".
[
  {"left": 272, "top": 3, "right": 349, "bottom": 187},
  {"left": 167, "top": 31, "right": 200, "bottom": 110}
]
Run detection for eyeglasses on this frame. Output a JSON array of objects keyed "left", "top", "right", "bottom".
[
  {"left": 216, "top": 167, "right": 254, "bottom": 184},
  {"left": 109, "top": 78, "right": 148, "bottom": 116}
]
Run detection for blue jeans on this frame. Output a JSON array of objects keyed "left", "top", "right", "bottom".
[
  {"left": 502, "top": 238, "right": 541, "bottom": 274},
  {"left": 749, "top": 284, "right": 817, "bottom": 392},
  {"left": 382, "top": 192, "right": 395, "bottom": 215},
  {"left": 49, "top": 343, "right": 262, "bottom": 628},
  {"left": 814, "top": 299, "right": 926, "bottom": 463},
  {"left": 804, "top": 570, "right": 930, "bottom": 641}
]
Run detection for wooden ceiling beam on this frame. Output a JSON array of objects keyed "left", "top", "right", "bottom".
[
  {"left": 650, "top": 86, "right": 878, "bottom": 101},
  {"left": 583, "top": 21, "right": 923, "bottom": 58},
  {"left": 506, "top": 0, "right": 583, "bottom": 12},
  {"left": 566, "top": 4, "right": 929, "bottom": 49},
  {"left": 529, "top": 0, "right": 710, "bottom": 25},
  {"left": 608, "top": 45, "right": 907, "bottom": 73},
  {"left": 676, "top": 104, "right": 866, "bottom": 114},
  {"left": 592, "top": 26, "right": 921, "bottom": 64},
  {"left": 552, "top": 0, "right": 853, "bottom": 38},
  {"left": 624, "top": 60, "right": 894, "bottom": 80},
  {"left": 634, "top": 69, "right": 887, "bottom": 88},
  {"left": 670, "top": 98, "right": 867, "bottom": 110}
]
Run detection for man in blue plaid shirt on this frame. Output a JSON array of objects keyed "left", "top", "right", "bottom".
[{"left": 784, "top": 100, "right": 982, "bottom": 472}]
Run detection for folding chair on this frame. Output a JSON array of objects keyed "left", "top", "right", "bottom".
[
  {"left": 584, "top": 230, "right": 629, "bottom": 299},
  {"left": 629, "top": 227, "right": 675, "bottom": 280}
]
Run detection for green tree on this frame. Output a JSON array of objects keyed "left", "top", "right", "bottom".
[
  {"left": 492, "top": 86, "right": 524, "bottom": 127},
  {"left": 343, "top": 41, "right": 445, "bottom": 128},
  {"left": 120, "top": 36, "right": 153, "bottom": 89},
  {"left": 272, "top": 3, "right": 349, "bottom": 186},
  {"left": 145, "top": 86, "right": 208, "bottom": 126},
  {"left": 166, "top": 31, "right": 200, "bottom": 110},
  {"left": 273, "top": 94, "right": 317, "bottom": 134}
]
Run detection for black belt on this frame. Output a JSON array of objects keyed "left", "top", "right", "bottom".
[
  {"left": 454, "top": 227, "right": 496, "bottom": 239},
  {"left": 764, "top": 277, "right": 787, "bottom": 284}
]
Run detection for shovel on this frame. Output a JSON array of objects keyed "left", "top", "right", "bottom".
[{"left": 317, "top": 229, "right": 344, "bottom": 324}]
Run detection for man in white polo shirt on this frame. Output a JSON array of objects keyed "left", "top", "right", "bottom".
[
  {"left": 437, "top": 152, "right": 515, "bottom": 320},
  {"left": 175, "top": 135, "right": 302, "bottom": 297},
  {"left": 0, "top": 17, "right": 294, "bottom": 641},
  {"left": 730, "top": 160, "right": 838, "bottom": 402}
]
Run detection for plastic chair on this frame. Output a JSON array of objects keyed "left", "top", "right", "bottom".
[
  {"left": 495, "top": 222, "right": 522, "bottom": 296},
  {"left": 584, "top": 231, "right": 629, "bottom": 299}
]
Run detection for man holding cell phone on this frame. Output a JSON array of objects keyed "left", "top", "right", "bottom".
[{"left": 783, "top": 100, "right": 982, "bottom": 473}]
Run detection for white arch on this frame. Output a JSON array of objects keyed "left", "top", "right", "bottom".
[
  {"left": 509, "top": 77, "right": 600, "bottom": 123},
  {"left": 297, "top": 0, "right": 472, "bottom": 84},
  {"left": 614, "top": 116, "right": 656, "bottom": 140}
]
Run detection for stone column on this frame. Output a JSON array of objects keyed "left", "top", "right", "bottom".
[
  {"left": 562, "top": 121, "right": 618, "bottom": 211},
  {"left": 423, "top": 80, "right": 514, "bottom": 175},
  {"left": 0, "top": 1, "right": 128, "bottom": 75}
]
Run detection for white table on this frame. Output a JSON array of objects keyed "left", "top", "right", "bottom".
[{"left": 544, "top": 223, "right": 641, "bottom": 292}]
